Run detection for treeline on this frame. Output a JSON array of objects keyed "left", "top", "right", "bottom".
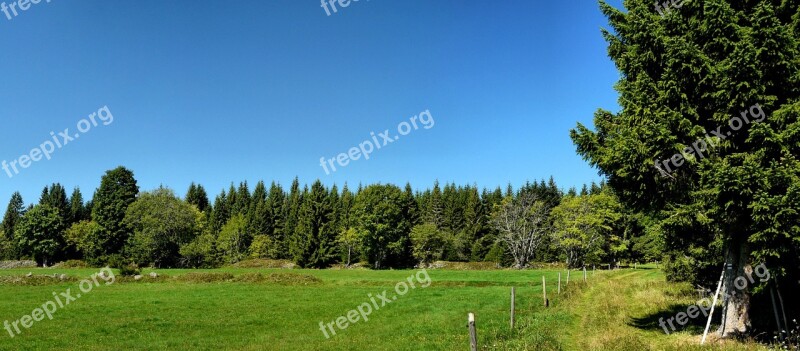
[{"left": 0, "top": 166, "right": 660, "bottom": 269}]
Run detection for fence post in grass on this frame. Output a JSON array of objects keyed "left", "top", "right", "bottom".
[
  {"left": 468, "top": 313, "right": 478, "bottom": 351},
  {"left": 583, "top": 267, "right": 587, "bottom": 283},
  {"left": 558, "top": 272, "right": 561, "bottom": 295},
  {"left": 510, "top": 287, "right": 516, "bottom": 329},
  {"left": 542, "top": 276, "right": 548, "bottom": 307},
  {"left": 566, "top": 270, "right": 570, "bottom": 286}
]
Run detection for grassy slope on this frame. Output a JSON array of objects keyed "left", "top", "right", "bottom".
[
  {"left": 0, "top": 267, "right": 770, "bottom": 350},
  {"left": 520, "top": 268, "right": 768, "bottom": 351}
]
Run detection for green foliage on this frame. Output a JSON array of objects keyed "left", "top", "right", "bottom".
[
  {"left": 572, "top": 0, "right": 800, "bottom": 278},
  {"left": 248, "top": 234, "right": 279, "bottom": 259},
  {"left": 410, "top": 223, "right": 448, "bottom": 264},
  {"left": 0, "top": 229, "right": 13, "bottom": 260},
  {"left": 2, "top": 192, "right": 24, "bottom": 249},
  {"left": 551, "top": 191, "right": 623, "bottom": 268},
  {"left": 123, "top": 187, "right": 202, "bottom": 267},
  {"left": 179, "top": 232, "right": 219, "bottom": 268},
  {"left": 217, "top": 214, "right": 251, "bottom": 264},
  {"left": 336, "top": 227, "right": 362, "bottom": 267},
  {"left": 64, "top": 220, "right": 104, "bottom": 261},
  {"left": 69, "top": 187, "right": 89, "bottom": 224},
  {"left": 14, "top": 205, "right": 64, "bottom": 266},
  {"left": 352, "top": 184, "right": 412, "bottom": 269},
  {"left": 291, "top": 181, "right": 336, "bottom": 268},
  {"left": 39, "top": 183, "right": 69, "bottom": 220},
  {"left": 185, "top": 182, "right": 210, "bottom": 213},
  {"left": 118, "top": 263, "right": 141, "bottom": 277},
  {"left": 91, "top": 166, "right": 139, "bottom": 256}
]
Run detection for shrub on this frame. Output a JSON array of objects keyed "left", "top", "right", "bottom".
[
  {"left": 663, "top": 255, "right": 696, "bottom": 283},
  {"left": 118, "top": 263, "right": 141, "bottom": 277}
]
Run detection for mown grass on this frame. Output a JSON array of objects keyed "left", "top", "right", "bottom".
[{"left": 0, "top": 267, "right": 771, "bottom": 350}]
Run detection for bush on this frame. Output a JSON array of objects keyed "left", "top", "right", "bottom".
[
  {"left": 118, "top": 263, "right": 141, "bottom": 277},
  {"left": 663, "top": 255, "right": 696, "bottom": 283}
]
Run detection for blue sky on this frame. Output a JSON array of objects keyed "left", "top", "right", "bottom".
[{"left": 0, "top": 0, "right": 623, "bottom": 205}]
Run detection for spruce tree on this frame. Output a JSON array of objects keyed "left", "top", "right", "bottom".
[
  {"left": 2, "top": 192, "right": 24, "bottom": 242},
  {"left": 571, "top": 0, "right": 800, "bottom": 335},
  {"left": 91, "top": 167, "right": 139, "bottom": 256}
]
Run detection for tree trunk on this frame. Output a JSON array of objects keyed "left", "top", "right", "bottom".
[{"left": 717, "top": 239, "right": 751, "bottom": 337}]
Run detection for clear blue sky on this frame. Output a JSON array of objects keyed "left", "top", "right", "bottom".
[{"left": 0, "top": 0, "right": 623, "bottom": 205}]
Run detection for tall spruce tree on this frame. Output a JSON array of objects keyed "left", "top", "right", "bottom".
[
  {"left": 292, "top": 181, "right": 335, "bottom": 268},
  {"left": 2, "top": 192, "right": 24, "bottom": 242},
  {"left": 571, "top": 0, "right": 800, "bottom": 336},
  {"left": 69, "top": 187, "right": 88, "bottom": 224},
  {"left": 91, "top": 167, "right": 139, "bottom": 256},
  {"left": 186, "top": 182, "right": 210, "bottom": 213}
]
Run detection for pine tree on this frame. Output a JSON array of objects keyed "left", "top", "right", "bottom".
[
  {"left": 91, "top": 167, "right": 139, "bottom": 256},
  {"left": 292, "top": 181, "right": 335, "bottom": 268},
  {"left": 2, "top": 192, "right": 24, "bottom": 242},
  {"left": 40, "top": 184, "right": 69, "bottom": 220},
  {"left": 186, "top": 182, "right": 210, "bottom": 213},
  {"left": 266, "top": 182, "right": 286, "bottom": 257},
  {"left": 69, "top": 187, "right": 88, "bottom": 223},
  {"left": 282, "top": 178, "right": 302, "bottom": 260},
  {"left": 571, "top": 0, "right": 800, "bottom": 335}
]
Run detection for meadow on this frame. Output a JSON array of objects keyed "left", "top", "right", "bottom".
[{"left": 0, "top": 266, "right": 769, "bottom": 351}]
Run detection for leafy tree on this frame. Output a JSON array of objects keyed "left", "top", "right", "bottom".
[
  {"left": 337, "top": 227, "right": 363, "bottom": 267},
  {"left": 550, "top": 192, "right": 622, "bottom": 268},
  {"left": 410, "top": 223, "right": 448, "bottom": 264},
  {"left": 91, "top": 167, "right": 139, "bottom": 256},
  {"left": 0, "top": 229, "right": 12, "bottom": 260},
  {"left": 180, "top": 232, "right": 218, "bottom": 268},
  {"left": 123, "top": 187, "right": 202, "bottom": 267},
  {"left": 65, "top": 220, "right": 104, "bottom": 261},
  {"left": 217, "top": 214, "right": 251, "bottom": 264},
  {"left": 571, "top": 0, "right": 800, "bottom": 335},
  {"left": 248, "top": 235, "right": 279, "bottom": 259},
  {"left": 352, "top": 184, "right": 411, "bottom": 269},
  {"left": 15, "top": 205, "right": 64, "bottom": 266}
]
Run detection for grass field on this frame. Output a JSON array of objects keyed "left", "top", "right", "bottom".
[{"left": 0, "top": 266, "right": 770, "bottom": 350}]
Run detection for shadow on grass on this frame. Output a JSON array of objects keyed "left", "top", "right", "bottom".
[{"left": 629, "top": 303, "right": 721, "bottom": 335}]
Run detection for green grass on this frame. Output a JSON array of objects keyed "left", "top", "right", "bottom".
[{"left": 0, "top": 267, "right": 771, "bottom": 350}]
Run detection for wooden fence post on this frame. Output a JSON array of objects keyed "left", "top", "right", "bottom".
[
  {"left": 558, "top": 273, "right": 561, "bottom": 295},
  {"left": 566, "top": 270, "right": 570, "bottom": 286},
  {"left": 510, "top": 287, "right": 516, "bottom": 329},
  {"left": 583, "top": 267, "right": 587, "bottom": 283},
  {"left": 468, "top": 313, "right": 478, "bottom": 351},
  {"left": 542, "top": 276, "right": 548, "bottom": 307}
]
